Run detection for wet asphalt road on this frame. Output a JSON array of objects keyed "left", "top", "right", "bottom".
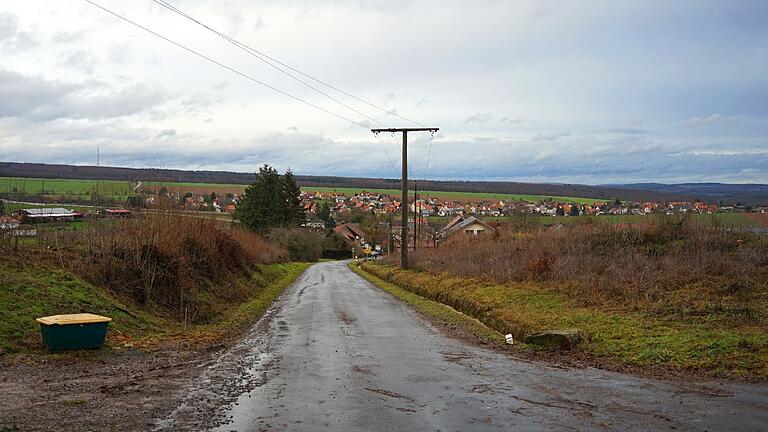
[{"left": 164, "top": 261, "right": 768, "bottom": 431}]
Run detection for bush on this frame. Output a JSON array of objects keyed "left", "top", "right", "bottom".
[
  {"left": 20, "top": 212, "right": 287, "bottom": 323},
  {"left": 415, "top": 216, "right": 768, "bottom": 319},
  {"left": 267, "top": 228, "right": 324, "bottom": 262}
]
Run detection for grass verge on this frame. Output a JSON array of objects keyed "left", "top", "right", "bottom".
[
  {"left": 0, "top": 259, "right": 310, "bottom": 354},
  {"left": 348, "top": 263, "right": 504, "bottom": 344},
  {"left": 357, "top": 262, "right": 768, "bottom": 380},
  {"left": 189, "top": 262, "right": 311, "bottom": 344}
]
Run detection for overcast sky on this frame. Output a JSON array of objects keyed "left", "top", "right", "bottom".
[{"left": 1, "top": 0, "right": 766, "bottom": 184}]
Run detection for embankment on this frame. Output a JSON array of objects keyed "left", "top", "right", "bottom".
[{"left": 358, "top": 261, "right": 768, "bottom": 380}]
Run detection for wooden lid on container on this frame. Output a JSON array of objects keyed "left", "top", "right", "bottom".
[{"left": 36, "top": 313, "right": 112, "bottom": 326}]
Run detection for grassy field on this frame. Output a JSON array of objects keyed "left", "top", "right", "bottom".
[
  {"left": 359, "top": 262, "right": 768, "bottom": 379},
  {"left": 1, "top": 176, "right": 600, "bottom": 204},
  {"left": 0, "top": 177, "right": 136, "bottom": 200}
]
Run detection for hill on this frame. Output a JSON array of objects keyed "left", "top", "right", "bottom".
[
  {"left": 613, "top": 183, "right": 768, "bottom": 206},
  {"left": 0, "top": 161, "right": 706, "bottom": 203}
]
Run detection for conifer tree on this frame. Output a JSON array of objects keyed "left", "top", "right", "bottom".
[{"left": 282, "top": 169, "right": 305, "bottom": 225}]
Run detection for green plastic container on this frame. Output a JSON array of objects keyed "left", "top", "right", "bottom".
[{"left": 36, "top": 314, "right": 112, "bottom": 351}]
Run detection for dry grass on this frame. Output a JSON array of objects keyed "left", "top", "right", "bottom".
[
  {"left": 3, "top": 212, "right": 288, "bottom": 323},
  {"left": 411, "top": 215, "right": 768, "bottom": 322}
]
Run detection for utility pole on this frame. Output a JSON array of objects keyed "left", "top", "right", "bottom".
[
  {"left": 414, "top": 180, "right": 418, "bottom": 252},
  {"left": 371, "top": 128, "right": 438, "bottom": 269}
]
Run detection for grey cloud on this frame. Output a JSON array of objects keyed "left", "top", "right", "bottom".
[
  {"left": 465, "top": 112, "right": 493, "bottom": 124},
  {"left": 499, "top": 116, "right": 524, "bottom": 124},
  {"left": 0, "top": 68, "right": 167, "bottom": 120},
  {"left": 61, "top": 51, "right": 96, "bottom": 74},
  {"left": 530, "top": 132, "right": 570, "bottom": 141},
  {"left": 180, "top": 96, "right": 214, "bottom": 114},
  {"left": 52, "top": 31, "right": 86, "bottom": 44},
  {"left": 156, "top": 129, "right": 176, "bottom": 138},
  {"left": 0, "top": 13, "right": 18, "bottom": 40},
  {"left": 603, "top": 127, "right": 648, "bottom": 135},
  {"left": 1, "top": 115, "right": 766, "bottom": 184},
  {"left": 684, "top": 113, "right": 737, "bottom": 126},
  {"left": 0, "top": 12, "right": 37, "bottom": 51}
]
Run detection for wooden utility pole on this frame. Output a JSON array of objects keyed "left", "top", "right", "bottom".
[
  {"left": 371, "top": 128, "right": 439, "bottom": 269},
  {"left": 414, "top": 180, "right": 421, "bottom": 252}
]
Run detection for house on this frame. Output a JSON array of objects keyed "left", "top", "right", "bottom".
[
  {"left": 333, "top": 223, "right": 366, "bottom": 245},
  {"left": 438, "top": 215, "right": 495, "bottom": 238},
  {"left": 302, "top": 218, "right": 325, "bottom": 230}
]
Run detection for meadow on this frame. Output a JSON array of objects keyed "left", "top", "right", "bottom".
[
  {"left": 0, "top": 177, "right": 135, "bottom": 200},
  {"left": 1, "top": 176, "right": 601, "bottom": 205}
]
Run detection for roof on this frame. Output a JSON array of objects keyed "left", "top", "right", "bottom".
[
  {"left": 334, "top": 223, "right": 366, "bottom": 243},
  {"left": 441, "top": 215, "right": 465, "bottom": 232},
  {"left": 451, "top": 216, "right": 495, "bottom": 232},
  {"left": 21, "top": 208, "right": 77, "bottom": 217}
]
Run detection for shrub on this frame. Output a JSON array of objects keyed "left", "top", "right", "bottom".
[
  {"left": 415, "top": 216, "right": 768, "bottom": 319},
  {"left": 19, "top": 212, "right": 287, "bottom": 323},
  {"left": 267, "top": 228, "right": 324, "bottom": 262}
]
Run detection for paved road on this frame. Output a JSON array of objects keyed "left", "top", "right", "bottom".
[{"left": 161, "top": 261, "right": 768, "bottom": 431}]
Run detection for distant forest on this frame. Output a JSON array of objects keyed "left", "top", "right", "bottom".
[{"left": 0, "top": 161, "right": 726, "bottom": 204}]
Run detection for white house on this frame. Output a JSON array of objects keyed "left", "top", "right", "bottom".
[{"left": 438, "top": 215, "right": 495, "bottom": 238}]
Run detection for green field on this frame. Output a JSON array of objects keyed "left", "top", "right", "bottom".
[
  {"left": 301, "top": 186, "right": 600, "bottom": 204},
  {"left": 0, "top": 177, "right": 135, "bottom": 200},
  {"left": 1, "top": 176, "right": 600, "bottom": 204}
]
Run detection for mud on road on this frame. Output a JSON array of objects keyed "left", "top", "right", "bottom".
[{"left": 0, "top": 345, "right": 211, "bottom": 431}]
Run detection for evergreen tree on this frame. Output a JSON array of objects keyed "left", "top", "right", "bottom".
[
  {"left": 235, "top": 164, "right": 283, "bottom": 232},
  {"left": 235, "top": 165, "right": 305, "bottom": 232},
  {"left": 318, "top": 202, "right": 332, "bottom": 223},
  {"left": 325, "top": 216, "right": 336, "bottom": 230},
  {"left": 282, "top": 169, "right": 305, "bottom": 225}
]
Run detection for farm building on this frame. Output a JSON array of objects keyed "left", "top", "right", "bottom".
[
  {"left": 103, "top": 209, "right": 132, "bottom": 218},
  {"left": 18, "top": 208, "right": 83, "bottom": 224}
]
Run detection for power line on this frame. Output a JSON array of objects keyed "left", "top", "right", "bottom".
[
  {"left": 152, "top": 0, "right": 425, "bottom": 128},
  {"left": 375, "top": 131, "right": 400, "bottom": 178},
  {"left": 152, "top": 0, "right": 388, "bottom": 128},
  {"left": 84, "top": 0, "right": 371, "bottom": 129},
  {"left": 423, "top": 130, "right": 435, "bottom": 180}
]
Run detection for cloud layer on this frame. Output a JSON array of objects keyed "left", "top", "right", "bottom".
[{"left": 0, "top": 1, "right": 766, "bottom": 184}]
